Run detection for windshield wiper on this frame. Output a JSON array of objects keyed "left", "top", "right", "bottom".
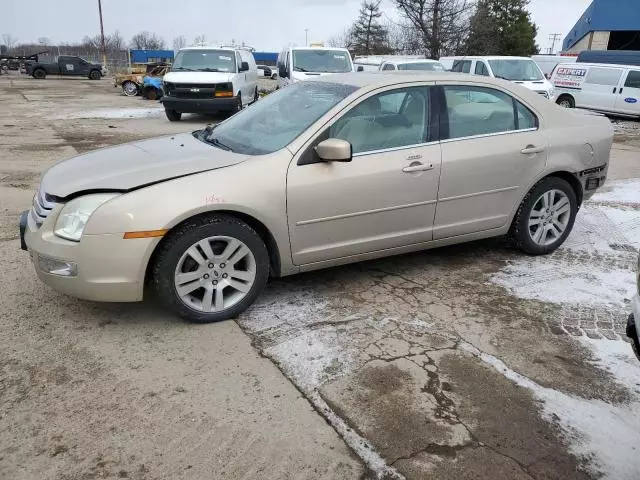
[
  {"left": 172, "top": 67, "right": 195, "bottom": 71},
  {"left": 293, "top": 66, "right": 309, "bottom": 72},
  {"left": 209, "top": 136, "right": 233, "bottom": 152},
  {"left": 197, "top": 68, "right": 220, "bottom": 72},
  {"left": 493, "top": 74, "right": 511, "bottom": 81}
]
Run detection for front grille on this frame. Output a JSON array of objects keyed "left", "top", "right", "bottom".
[
  {"left": 30, "top": 190, "right": 58, "bottom": 227},
  {"left": 164, "top": 82, "right": 233, "bottom": 99},
  {"left": 172, "top": 91, "right": 214, "bottom": 99}
]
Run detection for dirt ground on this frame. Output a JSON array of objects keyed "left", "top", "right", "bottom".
[{"left": 1, "top": 74, "right": 639, "bottom": 480}]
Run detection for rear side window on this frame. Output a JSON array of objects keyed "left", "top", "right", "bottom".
[
  {"left": 475, "top": 62, "right": 489, "bottom": 76},
  {"left": 452, "top": 60, "right": 471, "bottom": 73},
  {"left": 624, "top": 70, "right": 640, "bottom": 88},
  {"left": 443, "top": 86, "right": 537, "bottom": 139},
  {"left": 585, "top": 67, "right": 623, "bottom": 86},
  {"left": 382, "top": 63, "right": 395, "bottom": 71}
]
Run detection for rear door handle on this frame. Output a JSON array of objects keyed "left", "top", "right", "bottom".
[
  {"left": 403, "top": 162, "right": 434, "bottom": 173},
  {"left": 520, "top": 145, "right": 544, "bottom": 155}
]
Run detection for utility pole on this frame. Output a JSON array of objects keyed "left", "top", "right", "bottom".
[
  {"left": 305, "top": 29, "right": 309, "bottom": 46},
  {"left": 97, "top": 0, "right": 107, "bottom": 66},
  {"left": 548, "top": 33, "right": 562, "bottom": 54}
]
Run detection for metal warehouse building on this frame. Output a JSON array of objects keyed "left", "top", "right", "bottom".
[{"left": 563, "top": 0, "right": 640, "bottom": 53}]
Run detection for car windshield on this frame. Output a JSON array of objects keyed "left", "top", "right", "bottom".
[
  {"left": 172, "top": 50, "right": 236, "bottom": 72},
  {"left": 488, "top": 59, "right": 544, "bottom": 81},
  {"left": 292, "top": 49, "right": 352, "bottom": 73},
  {"left": 198, "top": 81, "right": 357, "bottom": 155},
  {"left": 397, "top": 62, "right": 445, "bottom": 71}
]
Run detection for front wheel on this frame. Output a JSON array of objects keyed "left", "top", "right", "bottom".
[
  {"left": 152, "top": 215, "right": 270, "bottom": 323},
  {"left": 165, "top": 109, "right": 182, "bottom": 121},
  {"left": 556, "top": 95, "right": 575, "bottom": 109},
  {"left": 89, "top": 70, "right": 102, "bottom": 80},
  {"left": 510, "top": 177, "right": 578, "bottom": 255},
  {"left": 33, "top": 69, "right": 46, "bottom": 79},
  {"left": 122, "top": 81, "right": 138, "bottom": 96}
]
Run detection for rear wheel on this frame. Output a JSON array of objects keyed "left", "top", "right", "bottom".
[
  {"left": 145, "top": 87, "right": 159, "bottom": 101},
  {"left": 251, "top": 87, "right": 259, "bottom": 104},
  {"left": 122, "top": 81, "right": 138, "bottom": 96},
  {"left": 556, "top": 95, "right": 575, "bottom": 109},
  {"left": 152, "top": 215, "right": 270, "bottom": 323},
  {"left": 89, "top": 70, "right": 101, "bottom": 80},
  {"left": 511, "top": 177, "right": 578, "bottom": 255},
  {"left": 33, "top": 69, "right": 46, "bottom": 79},
  {"left": 165, "top": 109, "right": 182, "bottom": 121}
]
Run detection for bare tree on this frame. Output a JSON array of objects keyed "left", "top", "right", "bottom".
[
  {"left": 109, "top": 31, "right": 126, "bottom": 51},
  {"left": 193, "top": 34, "right": 207, "bottom": 46},
  {"left": 37, "top": 37, "right": 50, "bottom": 46},
  {"left": 394, "top": 0, "right": 473, "bottom": 58},
  {"left": 2, "top": 34, "right": 18, "bottom": 50},
  {"left": 385, "top": 20, "right": 423, "bottom": 55},
  {"left": 130, "top": 31, "right": 166, "bottom": 50},
  {"left": 173, "top": 35, "right": 187, "bottom": 51},
  {"left": 327, "top": 28, "right": 354, "bottom": 49}
]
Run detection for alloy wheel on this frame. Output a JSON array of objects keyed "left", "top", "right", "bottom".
[
  {"left": 173, "top": 236, "right": 257, "bottom": 313},
  {"left": 528, "top": 189, "right": 572, "bottom": 246}
]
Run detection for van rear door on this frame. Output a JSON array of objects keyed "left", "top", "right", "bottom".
[{"left": 614, "top": 69, "right": 640, "bottom": 116}]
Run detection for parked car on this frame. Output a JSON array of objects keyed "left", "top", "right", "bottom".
[
  {"left": 277, "top": 46, "right": 354, "bottom": 88},
  {"left": 627, "top": 253, "right": 640, "bottom": 361},
  {"left": 380, "top": 59, "right": 445, "bottom": 72},
  {"left": 25, "top": 55, "right": 105, "bottom": 80},
  {"left": 19, "top": 72, "right": 613, "bottom": 323},
  {"left": 551, "top": 62, "right": 640, "bottom": 118},
  {"left": 440, "top": 56, "right": 555, "bottom": 100},
  {"left": 161, "top": 45, "right": 258, "bottom": 121},
  {"left": 257, "top": 65, "right": 276, "bottom": 79},
  {"left": 578, "top": 50, "right": 640, "bottom": 68},
  {"left": 354, "top": 55, "right": 426, "bottom": 72},
  {"left": 114, "top": 63, "right": 170, "bottom": 97},
  {"left": 141, "top": 75, "right": 164, "bottom": 100}
]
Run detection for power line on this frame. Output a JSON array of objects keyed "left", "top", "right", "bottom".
[{"left": 548, "top": 33, "right": 562, "bottom": 54}]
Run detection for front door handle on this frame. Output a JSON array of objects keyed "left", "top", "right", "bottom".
[
  {"left": 520, "top": 145, "right": 544, "bottom": 155},
  {"left": 403, "top": 162, "right": 434, "bottom": 173}
]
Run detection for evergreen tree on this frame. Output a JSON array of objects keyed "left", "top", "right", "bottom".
[
  {"left": 467, "top": 0, "right": 539, "bottom": 56},
  {"left": 350, "top": 1, "right": 391, "bottom": 56}
]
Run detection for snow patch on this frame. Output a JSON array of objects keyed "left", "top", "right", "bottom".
[
  {"left": 591, "top": 179, "right": 640, "bottom": 206},
  {"left": 54, "top": 107, "right": 164, "bottom": 120},
  {"left": 461, "top": 341, "right": 640, "bottom": 480}
]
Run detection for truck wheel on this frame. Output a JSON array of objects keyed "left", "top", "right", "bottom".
[
  {"left": 33, "top": 69, "right": 46, "bottom": 79},
  {"left": 165, "top": 109, "right": 182, "bottom": 122},
  {"left": 89, "top": 70, "right": 102, "bottom": 80},
  {"left": 556, "top": 95, "right": 575, "bottom": 109},
  {"left": 251, "top": 87, "right": 259, "bottom": 104},
  {"left": 122, "top": 81, "right": 138, "bottom": 97}
]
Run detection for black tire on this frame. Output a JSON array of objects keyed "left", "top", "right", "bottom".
[
  {"left": 510, "top": 177, "right": 578, "bottom": 255},
  {"left": 251, "top": 87, "right": 259, "bottom": 104},
  {"left": 145, "top": 87, "right": 158, "bottom": 101},
  {"left": 89, "top": 70, "right": 101, "bottom": 80},
  {"left": 556, "top": 95, "right": 575, "bottom": 109},
  {"left": 122, "top": 81, "right": 138, "bottom": 97},
  {"left": 33, "top": 69, "right": 46, "bottom": 79},
  {"left": 152, "top": 215, "right": 270, "bottom": 323},
  {"left": 165, "top": 109, "right": 182, "bottom": 121}
]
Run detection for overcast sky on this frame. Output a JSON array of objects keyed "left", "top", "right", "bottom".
[{"left": 3, "top": 0, "right": 593, "bottom": 53}]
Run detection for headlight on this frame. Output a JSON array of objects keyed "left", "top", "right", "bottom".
[
  {"left": 54, "top": 193, "right": 120, "bottom": 241},
  {"left": 548, "top": 88, "right": 555, "bottom": 99}
]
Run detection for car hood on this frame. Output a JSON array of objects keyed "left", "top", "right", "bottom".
[
  {"left": 163, "top": 71, "right": 235, "bottom": 83},
  {"left": 40, "top": 132, "right": 249, "bottom": 198}
]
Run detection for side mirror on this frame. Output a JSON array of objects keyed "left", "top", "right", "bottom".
[
  {"left": 278, "top": 64, "right": 289, "bottom": 78},
  {"left": 357, "top": 65, "right": 364, "bottom": 72},
  {"left": 315, "top": 139, "right": 352, "bottom": 162},
  {"left": 240, "top": 61, "right": 249, "bottom": 72}
]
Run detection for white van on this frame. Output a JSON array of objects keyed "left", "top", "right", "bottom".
[
  {"left": 277, "top": 46, "right": 354, "bottom": 88},
  {"left": 531, "top": 54, "right": 577, "bottom": 79},
  {"left": 379, "top": 58, "right": 445, "bottom": 72},
  {"left": 161, "top": 45, "right": 258, "bottom": 121},
  {"left": 551, "top": 62, "right": 640, "bottom": 118},
  {"left": 353, "top": 55, "right": 425, "bottom": 72},
  {"left": 439, "top": 56, "right": 555, "bottom": 100}
]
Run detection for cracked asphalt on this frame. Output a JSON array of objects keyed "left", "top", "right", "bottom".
[{"left": 1, "top": 74, "right": 640, "bottom": 480}]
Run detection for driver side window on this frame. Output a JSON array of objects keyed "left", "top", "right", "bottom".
[{"left": 329, "top": 86, "right": 431, "bottom": 154}]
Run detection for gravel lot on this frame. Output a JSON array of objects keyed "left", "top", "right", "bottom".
[{"left": 1, "top": 74, "right": 639, "bottom": 480}]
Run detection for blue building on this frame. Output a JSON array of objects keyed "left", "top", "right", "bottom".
[
  {"left": 563, "top": 0, "right": 640, "bottom": 53},
  {"left": 129, "top": 49, "right": 174, "bottom": 65}
]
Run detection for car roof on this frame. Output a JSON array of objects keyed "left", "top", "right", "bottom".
[
  {"left": 387, "top": 59, "right": 442, "bottom": 64},
  {"left": 313, "top": 71, "right": 493, "bottom": 88},
  {"left": 440, "top": 56, "right": 534, "bottom": 61},
  {"left": 289, "top": 46, "right": 350, "bottom": 51},
  {"left": 557, "top": 62, "right": 638, "bottom": 69}
]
